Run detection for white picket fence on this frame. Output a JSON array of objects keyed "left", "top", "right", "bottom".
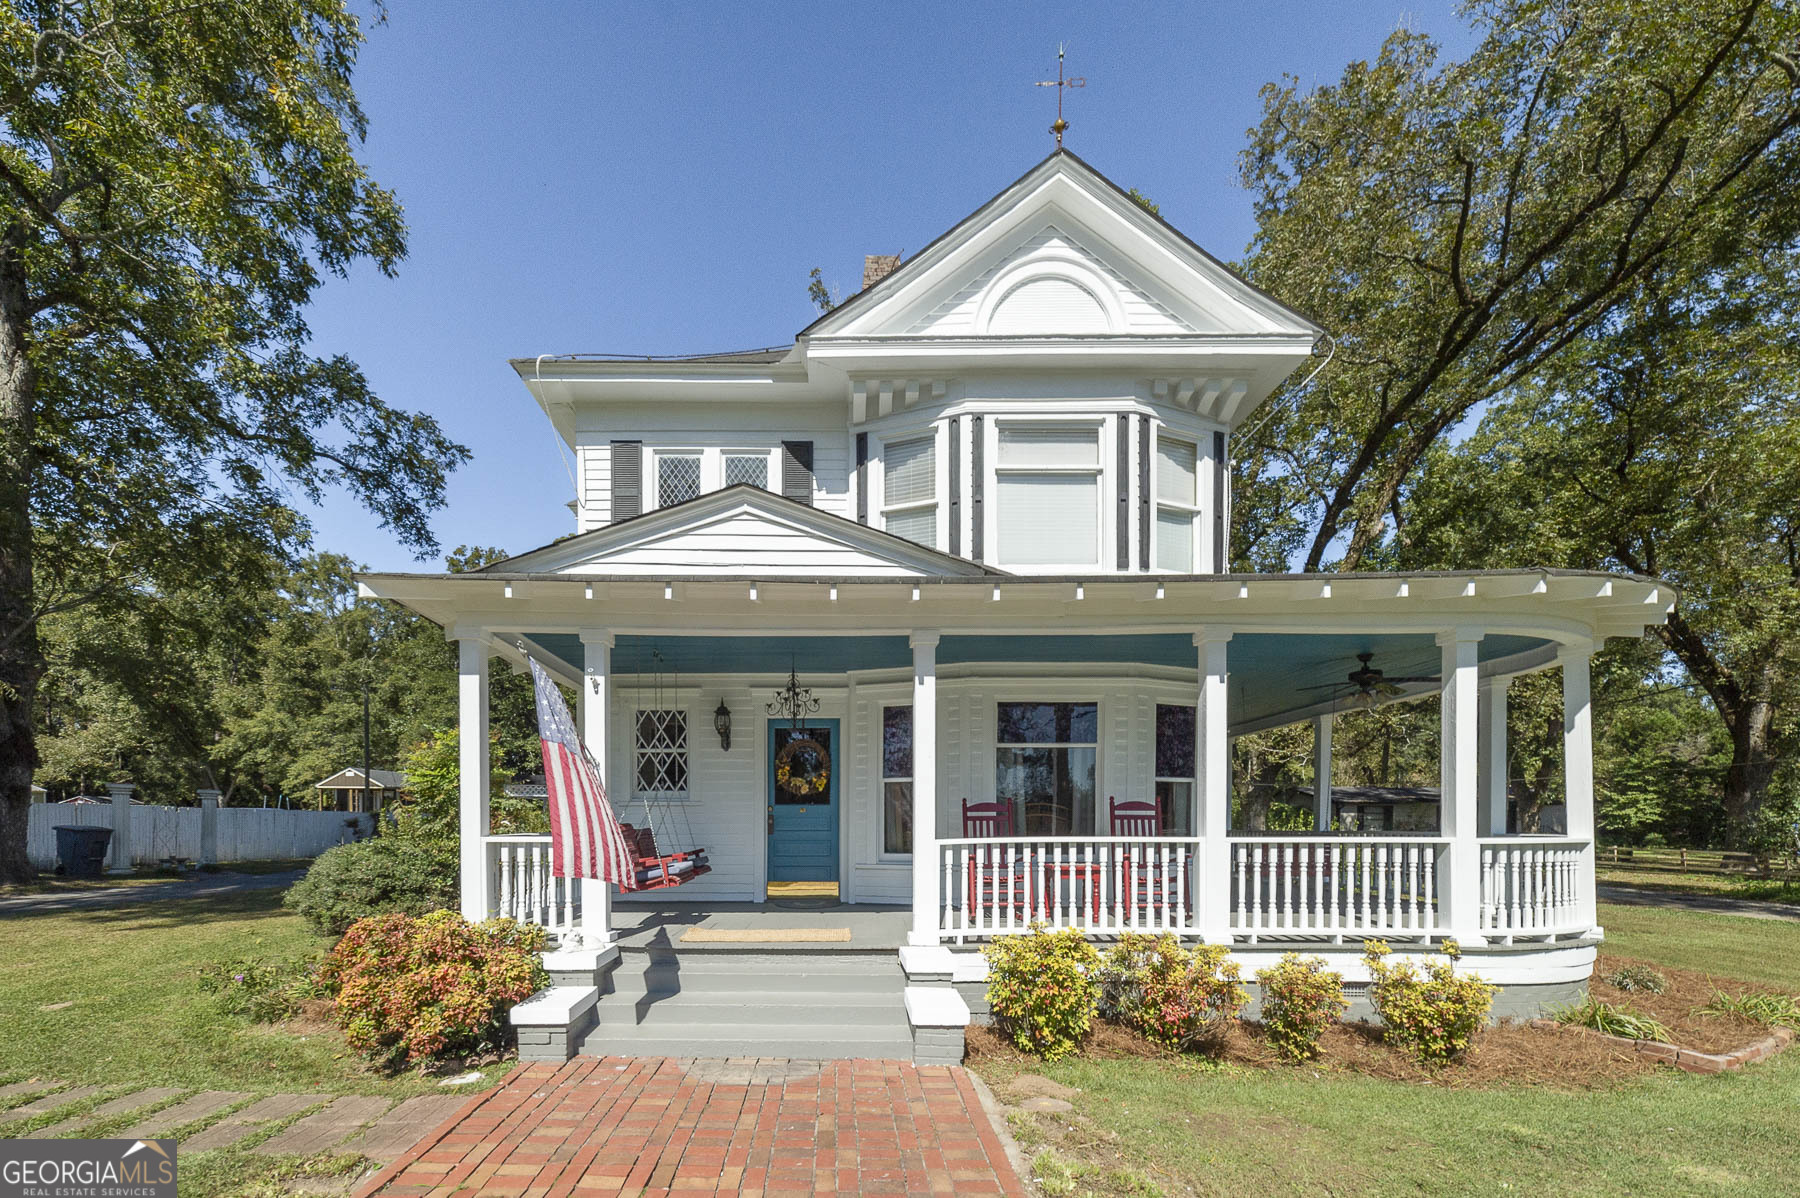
[{"left": 27, "top": 803, "right": 370, "bottom": 869}]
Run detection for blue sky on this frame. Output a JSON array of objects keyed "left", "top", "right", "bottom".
[{"left": 304, "top": 2, "right": 1477, "bottom": 570}]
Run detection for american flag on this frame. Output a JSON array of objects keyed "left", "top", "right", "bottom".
[{"left": 528, "top": 657, "right": 637, "bottom": 889}]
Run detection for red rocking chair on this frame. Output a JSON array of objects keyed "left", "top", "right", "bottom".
[
  {"left": 1110, "top": 796, "right": 1186, "bottom": 923},
  {"left": 961, "top": 799, "right": 1029, "bottom": 921}
]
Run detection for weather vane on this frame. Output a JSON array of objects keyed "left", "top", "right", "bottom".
[{"left": 1035, "top": 43, "right": 1085, "bottom": 147}]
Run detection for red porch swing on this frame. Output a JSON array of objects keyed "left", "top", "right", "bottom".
[{"left": 615, "top": 647, "right": 710, "bottom": 892}]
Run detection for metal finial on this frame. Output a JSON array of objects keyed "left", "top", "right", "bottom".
[{"left": 1034, "top": 42, "right": 1086, "bottom": 148}]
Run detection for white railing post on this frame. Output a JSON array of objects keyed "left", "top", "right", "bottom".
[
  {"left": 1437, "top": 629, "right": 1485, "bottom": 944},
  {"left": 579, "top": 631, "right": 615, "bottom": 947},
  {"left": 455, "top": 633, "right": 493, "bottom": 921},
  {"left": 1194, "top": 630, "right": 1233, "bottom": 943},
  {"left": 909, "top": 632, "right": 941, "bottom": 947},
  {"left": 1562, "top": 643, "right": 1599, "bottom": 935}
]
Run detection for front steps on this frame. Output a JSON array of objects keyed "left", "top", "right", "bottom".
[{"left": 575, "top": 948, "right": 916, "bottom": 1061}]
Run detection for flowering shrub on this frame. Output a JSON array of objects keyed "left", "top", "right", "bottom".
[
  {"left": 200, "top": 954, "right": 322, "bottom": 1023},
  {"left": 1102, "top": 932, "right": 1246, "bottom": 1051},
  {"left": 1363, "top": 939, "right": 1494, "bottom": 1065},
  {"left": 984, "top": 925, "right": 1101, "bottom": 1061},
  {"left": 319, "top": 911, "right": 548, "bottom": 1068},
  {"left": 1257, "top": 954, "right": 1350, "bottom": 1062}
]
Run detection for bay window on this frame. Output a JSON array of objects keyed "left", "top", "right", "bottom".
[
  {"left": 996, "top": 701, "right": 1098, "bottom": 834},
  {"left": 995, "top": 423, "right": 1102, "bottom": 568},
  {"left": 881, "top": 706, "right": 913, "bottom": 855},
  {"left": 1155, "top": 432, "right": 1199, "bottom": 572},
  {"left": 883, "top": 434, "right": 937, "bottom": 548},
  {"left": 1154, "top": 703, "right": 1195, "bottom": 834}
]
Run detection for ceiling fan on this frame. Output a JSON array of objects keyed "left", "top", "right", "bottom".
[{"left": 1302, "top": 652, "right": 1440, "bottom": 703}]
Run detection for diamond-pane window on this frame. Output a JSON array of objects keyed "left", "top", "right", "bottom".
[
  {"left": 724, "top": 454, "right": 769, "bottom": 489},
  {"left": 634, "top": 709, "right": 688, "bottom": 795},
  {"left": 657, "top": 455, "right": 701, "bottom": 507}
]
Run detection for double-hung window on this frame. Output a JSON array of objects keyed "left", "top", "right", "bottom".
[
  {"left": 655, "top": 452, "right": 702, "bottom": 508},
  {"left": 1155, "top": 433, "right": 1199, "bottom": 572},
  {"left": 882, "top": 434, "right": 937, "bottom": 549},
  {"left": 1154, "top": 704, "right": 1195, "bottom": 834},
  {"left": 881, "top": 706, "right": 913, "bottom": 855},
  {"left": 995, "top": 424, "right": 1101, "bottom": 568},
  {"left": 995, "top": 702, "right": 1098, "bottom": 834}
]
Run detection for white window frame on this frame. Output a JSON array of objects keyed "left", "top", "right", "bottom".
[
  {"left": 989, "top": 415, "right": 1109, "bottom": 573},
  {"left": 651, "top": 448, "right": 704, "bottom": 510},
  {"left": 631, "top": 705, "right": 690, "bottom": 801},
  {"left": 879, "top": 427, "right": 942, "bottom": 549},
  {"left": 722, "top": 447, "right": 777, "bottom": 491},
  {"left": 1153, "top": 702, "right": 1196, "bottom": 836},
  {"left": 1151, "top": 427, "right": 1201, "bottom": 573}
]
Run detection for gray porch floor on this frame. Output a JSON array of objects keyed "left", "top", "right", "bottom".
[{"left": 608, "top": 901, "right": 911, "bottom": 952}]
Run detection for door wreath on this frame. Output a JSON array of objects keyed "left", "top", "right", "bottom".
[{"left": 775, "top": 735, "right": 832, "bottom": 798}]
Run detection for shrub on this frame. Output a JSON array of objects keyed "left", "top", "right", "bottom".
[
  {"left": 200, "top": 954, "right": 322, "bottom": 1023},
  {"left": 1695, "top": 990, "right": 1800, "bottom": 1028},
  {"left": 1363, "top": 940, "right": 1494, "bottom": 1065},
  {"left": 1602, "top": 963, "right": 1669, "bottom": 995},
  {"left": 984, "top": 925, "right": 1102, "bottom": 1061},
  {"left": 319, "top": 910, "right": 548, "bottom": 1068},
  {"left": 284, "top": 835, "right": 458, "bottom": 937},
  {"left": 1258, "top": 953, "right": 1350, "bottom": 1062},
  {"left": 1557, "top": 996, "right": 1672, "bottom": 1042},
  {"left": 1101, "top": 932, "right": 1246, "bottom": 1052}
]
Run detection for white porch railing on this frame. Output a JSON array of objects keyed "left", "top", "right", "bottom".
[
  {"left": 1228, "top": 836, "right": 1444, "bottom": 941},
  {"left": 1480, "top": 837, "right": 1587, "bottom": 940},
  {"left": 937, "top": 837, "right": 1203, "bottom": 941},
  {"left": 486, "top": 835, "right": 581, "bottom": 938}
]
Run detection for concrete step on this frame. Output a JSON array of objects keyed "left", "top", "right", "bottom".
[
  {"left": 617, "top": 949, "right": 900, "bottom": 974},
  {"left": 580, "top": 1024, "right": 913, "bottom": 1061},
  {"left": 603, "top": 969, "right": 902, "bottom": 999},
  {"left": 600, "top": 998, "right": 905, "bottom": 1030}
]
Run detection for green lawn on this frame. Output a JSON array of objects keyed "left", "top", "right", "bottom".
[
  {"left": 1598, "top": 867, "right": 1800, "bottom": 905},
  {"left": 981, "top": 901, "right": 1800, "bottom": 1198},
  {"left": 0, "top": 886, "right": 502, "bottom": 1097}
]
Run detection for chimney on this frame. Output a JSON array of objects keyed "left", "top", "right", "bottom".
[{"left": 862, "top": 254, "right": 902, "bottom": 290}]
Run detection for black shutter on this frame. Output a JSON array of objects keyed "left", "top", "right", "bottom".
[
  {"left": 1214, "top": 430, "right": 1228, "bottom": 573},
  {"left": 970, "top": 415, "right": 985, "bottom": 562},
  {"left": 948, "top": 419, "right": 962, "bottom": 555},
  {"left": 855, "top": 432, "right": 869, "bottom": 524},
  {"left": 781, "top": 440, "right": 814, "bottom": 505},
  {"left": 610, "top": 440, "right": 642, "bottom": 521},
  {"left": 1137, "top": 418, "right": 1151, "bottom": 571},
  {"left": 1116, "top": 413, "right": 1131, "bottom": 570}
]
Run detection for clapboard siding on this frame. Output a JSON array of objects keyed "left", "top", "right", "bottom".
[{"left": 907, "top": 224, "right": 1194, "bottom": 336}]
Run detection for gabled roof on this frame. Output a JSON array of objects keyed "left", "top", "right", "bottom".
[
  {"left": 316, "top": 768, "right": 407, "bottom": 791},
  {"left": 484, "top": 485, "right": 1005, "bottom": 579},
  {"left": 800, "top": 149, "right": 1323, "bottom": 341}
]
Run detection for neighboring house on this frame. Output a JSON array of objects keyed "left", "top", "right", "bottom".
[
  {"left": 362, "top": 151, "right": 1673, "bottom": 1044},
  {"left": 29, "top": 783, "right": 46, "bottom": 803},
  {"left": 313, "top": 768, "right": 406, "bottom": 813}
]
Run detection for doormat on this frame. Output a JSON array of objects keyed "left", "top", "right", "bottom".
[
  {"left": 679, "top": 927, "right": 853, "bottom": 943},
  {"left": 766, "top": 881, "right": 840, "bottom": 899}
]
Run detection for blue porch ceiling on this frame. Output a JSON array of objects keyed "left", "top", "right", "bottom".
[{"left": 525, "top": 632, "right": 1551, "bottom": 728}]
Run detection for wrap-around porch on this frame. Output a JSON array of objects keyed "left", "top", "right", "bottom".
[{"left": 443, "top": 587, "right": 1620, "bottom": 958}]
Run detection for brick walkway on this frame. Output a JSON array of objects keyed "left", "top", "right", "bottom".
[{"left": 357, "top": 1057, "right": 1026, "bottom": 1197}]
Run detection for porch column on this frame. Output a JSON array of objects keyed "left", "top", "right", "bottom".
[
  {"left": 1194, "top": 630, "right": 1232, "bottom": 944},
  {"left": 908, "top": 631, "right": 940, "bottom": 947},
  {"left": 1437, "top": 630, "right": 1484, "bottom": 943},
  {"left": 580, "top": 632, "right": 616, "bottom": 946},
  {"left": 456, "top": 633, "right": 493, "bottom": 922},
  {"left": 1312, "top": 714, "right": 1334, "bottom": 831},
  {"left": 1561, "top": 643, "right": 1599, "bottom": 933},
  {"left": 1477, "top": 676, "right": 1510, "bottom": 836}
]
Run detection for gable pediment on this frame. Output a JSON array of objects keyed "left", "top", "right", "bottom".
[
  {"left": 489, "top": 487, "right": 997, "bottom": 579},
  {"left": 805, "top": 152, "right": 1320, "bottom": 343}
]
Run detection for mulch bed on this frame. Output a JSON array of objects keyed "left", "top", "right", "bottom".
[{"left": 1588, "top": 953, "right": 1781, "bottom": 1054}]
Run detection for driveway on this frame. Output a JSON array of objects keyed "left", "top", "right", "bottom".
[
  {"left": 1599, "top": 882, "right": 1800, "bottom": 924},
  {"left": 0, "top": 868, "right": 305, "bottom": 916},
  {"left": 357, "top": 1057, "right": 1027, "bottom": 1197}
]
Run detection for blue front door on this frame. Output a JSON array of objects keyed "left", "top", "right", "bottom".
[{"left": 768, "top": 720, "right": 839, "bottom": 883}]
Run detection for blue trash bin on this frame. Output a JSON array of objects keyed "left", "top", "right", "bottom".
[{"left": 52, "top": 825, "right": 113, "bottom": 878}]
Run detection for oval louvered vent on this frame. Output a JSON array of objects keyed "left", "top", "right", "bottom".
[{"left": 985, "top": 275, "right": 1111, "bottom": 335}]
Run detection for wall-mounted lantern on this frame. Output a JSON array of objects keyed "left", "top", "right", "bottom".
[{"left": 714, "top": 700, "right": 732, "bottom": 752}]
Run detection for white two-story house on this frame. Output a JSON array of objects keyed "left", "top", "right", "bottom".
[{"left": 362, "top": 151, "right": 1673, "bottom": 1058}]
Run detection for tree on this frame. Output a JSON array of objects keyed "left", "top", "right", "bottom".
[
  {"left": 1401, "top": 257, "right": 1800, "bottom": 838},
  {"left": 0, "top": 2, "right": 469, "bottom": 880},
  {"left": 1236, "top": 0, "right": 1800, "bottom": 573}
]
